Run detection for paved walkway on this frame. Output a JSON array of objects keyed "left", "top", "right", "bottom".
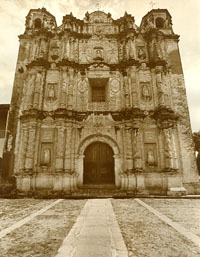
[{"left": 56, "top": 199, "right": 128, "bottom": 257}]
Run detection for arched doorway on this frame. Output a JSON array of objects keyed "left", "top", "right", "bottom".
[{"left": 83, "top": 142, "right": 115, "bottom": 184}]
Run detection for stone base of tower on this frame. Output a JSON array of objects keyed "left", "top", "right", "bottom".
[
  {"left": 119, "top": 172, "right": 187, "bottom": 196},
  {"left": 14, "top": 172, "right": 189, "bottom": 197},
  {"left": 15, "top": 173, "right": 79, "bottom": 195}
]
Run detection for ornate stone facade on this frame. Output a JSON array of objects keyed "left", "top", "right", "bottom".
[{"left": 3, "top": 8, "right": 200, "bottom": 195}]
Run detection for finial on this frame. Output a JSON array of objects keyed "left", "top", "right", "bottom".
[{"left": 149, "top": 1, "right": 156, "bottom": 9}]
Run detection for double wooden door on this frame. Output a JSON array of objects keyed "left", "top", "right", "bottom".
[{"left": 83, "top": 142, "right": 114, "bottom": 184}]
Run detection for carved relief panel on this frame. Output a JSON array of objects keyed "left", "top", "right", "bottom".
[
  {"left": 49, "top": 40, "right": 60, "bottom": 61},
  {"left": 77, "top": 77, "right": 88, "bottom": 110},
  {"left": 155, "top": 68, "right": 171, "bottom": 107},
  {"left": 138, "top": 69, "right": 154, "bottom": 110},
  {"left": 143, "top": 126, "right": 159, "bottom": 171},
  {"left": 109, "top": 76, "right": 121, "bottom": 110},
  {"left": 44, "top": 70, "right": 59, "bottom": 110},
  {"left": 79, "top": 36, "right": 118, "bottom": 64}
]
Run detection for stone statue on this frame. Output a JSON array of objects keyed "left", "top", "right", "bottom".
[
  {"left": 47, "top": 84, "right": 55, "bottom": 102},
  {"left": 42, "top": 148, "right": 51, "bottom": 165},
  {"left": 142, "top": 84, "right": 151, "bottom": 100},
  {"left": 137, "top": 47, "right": 146, "bottom": 60},
  {"left": 147, "top": 150, "right": 155, "bottom": 166}
]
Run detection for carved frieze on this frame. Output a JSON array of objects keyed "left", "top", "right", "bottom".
[{"left": 41, "top": 128, "right": 54, "bottom": 142}]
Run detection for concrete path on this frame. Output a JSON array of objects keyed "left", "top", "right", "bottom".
[{"left": 56, "top": 199, "right": 128, "bottom": 257}]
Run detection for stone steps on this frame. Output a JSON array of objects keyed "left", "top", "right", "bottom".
[{"left": 72, "top": 184, "right": 128, "bottom": 198}]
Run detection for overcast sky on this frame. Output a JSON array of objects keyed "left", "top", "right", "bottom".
[{"left": 0, "top": 0, "right": 199, "bottom": 131}]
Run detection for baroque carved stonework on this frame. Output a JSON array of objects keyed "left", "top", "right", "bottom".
[{"left": 4, "top": 7, "right": 198, "bottom": 196}]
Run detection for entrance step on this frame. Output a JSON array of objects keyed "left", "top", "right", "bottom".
[{"left": 72, "top": 184, "right": 128, "bottom": 198}]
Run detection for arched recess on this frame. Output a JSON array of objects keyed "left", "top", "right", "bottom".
[
  {"left": 155, "top": 17, "right": 165, "bottom": 28},
  {"left": 34, "top": 18, "right": 42, "bottom": 29},
  {"left": 84, "top": 142, "right": 114, "bottom": 184},
  {"left": 76, "top": 134, "right": 121, "bottom": 187}
]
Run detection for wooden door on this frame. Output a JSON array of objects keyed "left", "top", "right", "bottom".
[{"left": 83, "top": 142, "right": 114, "bottom": 184}]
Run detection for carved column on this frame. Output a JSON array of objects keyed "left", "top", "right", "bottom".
[
  {"left": 124, "top": 76, "right": 130, "bottom": 108},
  {"left": 64, "top": 39, "right": 70, "bottom": 59},
  {"left": 129, "top": 66, "right": 139, "bottom": 108},
  {"left": 55, "top": 123, "right": 65, "bottom": 172},
  {"left": 19, "top": 124, "right": 29, "bottom": 172},
  {"left": 125, "top": 127, "right": 133, "bottom": 171},
  {"left": 27, "top": 74, "right": 35, "bottom": 109},
  {"left": 60, "top": 70, "right": 67, "bottom": 108},
  {"left": 64, "top": 126, "right": 72, "bottom": 172},
  {"left": 71, "top": 127, "right": 76, "bottom": 172},
  {"left": 163, "top": 128, "right": 178, "bottom": 171},
  {"left": 155, "top": 67, "right": 165, "bottom": 106},
  {"left": 60, "top": 39, "right": 65, "bottom": 59},
  {"left": 133, "top": 128, "right": 143, "bottom": 171},
  {"left": 24, "top": 121, "right": 37, "bottom": 173},
  {"left": 33, "top": 72, "right": 42, "bottom": 108},
  {"left": 69, "top": 38, "right": 74, "bottom": 61},
  {"left": 68, "top": 69, "right": 74, "bottom": 109},
  {"left": 74, "top": 38, "right": 79, "bottom": 62}
]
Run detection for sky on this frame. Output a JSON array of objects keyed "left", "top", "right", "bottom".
[{"left": 0, "top": 0, "right": 199, "bottom": 131}]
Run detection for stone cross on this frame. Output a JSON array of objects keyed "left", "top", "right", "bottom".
[
  {"left": 96, "top": 3, "right": 101, "bottom": 11},
  {"left": 42, "top": 0, "right": 46, "bottom": 7},
  {"left": 149, "top": 1, "right": 156, "bottom": 9}
]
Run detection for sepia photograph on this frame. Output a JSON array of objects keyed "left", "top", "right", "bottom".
[{"left": 0, "top": 0, "right": 200, "bottom": 256}]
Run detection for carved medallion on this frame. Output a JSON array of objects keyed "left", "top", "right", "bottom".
[
  {"left": 78, "top": 78, "right": 87, "bottom": 93},
  {"left": 110, "top": 79, "right": 120, "bottom": 93}
]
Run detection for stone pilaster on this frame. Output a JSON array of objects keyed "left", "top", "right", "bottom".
[{"left": 60, "top": 70, "right": 68, "bottom": 108}]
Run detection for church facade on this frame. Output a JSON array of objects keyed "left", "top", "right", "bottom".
[{"left": 4, "top": 8, "right": 200, "bottom": 195}]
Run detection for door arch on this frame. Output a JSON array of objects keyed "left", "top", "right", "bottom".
[{"left": 83, "top": 142, "right": 115, "bottom": 184}]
